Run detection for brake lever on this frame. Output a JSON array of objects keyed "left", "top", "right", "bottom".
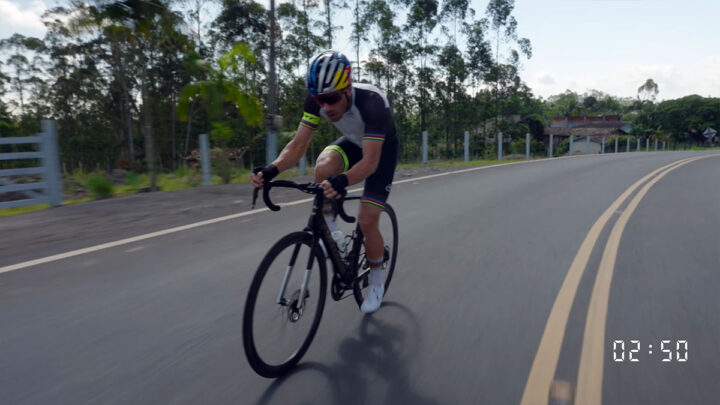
[{"left": 334, "top": 191, "right": 355, "bottom": 223}]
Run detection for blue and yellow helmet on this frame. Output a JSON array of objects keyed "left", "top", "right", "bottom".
[{"left": 306, "top": 50, "right": 352, "bottom": 95}]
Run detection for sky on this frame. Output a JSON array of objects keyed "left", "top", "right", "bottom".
[{"left": 2, "top": 0, "right": 719, "bottom": 101}]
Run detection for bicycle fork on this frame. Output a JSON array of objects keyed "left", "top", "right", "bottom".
[{"left": 276, "top": 241, "right": 314, "bottom": 313}]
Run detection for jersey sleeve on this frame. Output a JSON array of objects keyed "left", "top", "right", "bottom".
[
  {"left": 359, "top": 93, "right": 393, "bottom": 143},
  {"left": 300, "top": 95, "right": 321, "bottom": 131}
]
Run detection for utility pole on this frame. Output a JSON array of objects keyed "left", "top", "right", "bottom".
[{"left": 266, "top": 0, "right": 279, "bottom": 165}]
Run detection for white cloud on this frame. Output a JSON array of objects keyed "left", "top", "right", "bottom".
[
  {"left": 526, "top": 58, "right": 720, "bottom": 101},
  {"left": 0, "top": 0, "right": 47, "bottom": 39},
  {"left": 537, "top": 71, "right": 555, "bottom": 85}
]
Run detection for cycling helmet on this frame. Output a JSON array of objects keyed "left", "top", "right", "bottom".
[{"left": 306, "top": 50, "right": 352, "bottom": 95}]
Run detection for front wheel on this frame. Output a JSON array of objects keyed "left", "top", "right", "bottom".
[
  {"left": 243, "top": 232, "right": 327, "bottom": 378},
  {"left": 352, "top": 202, "right": 399, "bottom": 308}
]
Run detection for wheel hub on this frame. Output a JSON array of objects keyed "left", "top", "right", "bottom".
[{"left": 287, "top": 289, "right": 309, "bottom": 323}]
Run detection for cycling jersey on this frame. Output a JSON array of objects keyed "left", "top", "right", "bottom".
[
  {"left": 301, "top": 83, "right": 398, "bottom": 147},
  {"left": 299, "top": 83, "right": 399, "bottom": 204}
]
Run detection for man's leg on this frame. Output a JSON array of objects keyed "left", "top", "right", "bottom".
[
  {"left": 314, "top": 147, "right": 344, "bottom": 183},
  {"left": 315, "top": 147, "right": 346, "bottom": 235},
  {"left": 358, "top": 203, "right": 384, "bottom": 266},
  {"left": 359, "top": 201, "right": 385, "bottom": 313}
]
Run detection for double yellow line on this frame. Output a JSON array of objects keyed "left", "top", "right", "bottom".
[{"left": 521, "top": 154, "right": 720, "bottom": 405}]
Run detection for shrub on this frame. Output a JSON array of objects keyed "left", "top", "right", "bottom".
[
  {"left": 211, "top": 148, "right": 233, "bottom": 184},
  {"left": 125, "top": 171, "right": 141, "bottom": 187},
  {"left": 86, "top": 175, "right": 114, "bottom": 199}
]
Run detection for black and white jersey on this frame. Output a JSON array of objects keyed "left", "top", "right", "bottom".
[{"left": 300, "top": 83, "right": 397, "bottom": 147}]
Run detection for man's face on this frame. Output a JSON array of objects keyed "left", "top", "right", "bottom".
[{"left": 314, "top": 88, "right": 350, "bottom": 122}]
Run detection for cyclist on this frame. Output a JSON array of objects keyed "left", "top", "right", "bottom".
[{"left": 251, "top": 50, "right": 398, "bottom": 314}]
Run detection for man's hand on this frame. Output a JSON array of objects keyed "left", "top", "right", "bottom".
[
  {"left": 251, "top": 165, "right": 279, "bottom": 189},
  {"left": 322, "top": 174, "right": 348, "bottom": 199}
]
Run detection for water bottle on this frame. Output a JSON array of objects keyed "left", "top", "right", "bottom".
[{"left": 331, "top": 230, "right": 346, "bottom": 253}]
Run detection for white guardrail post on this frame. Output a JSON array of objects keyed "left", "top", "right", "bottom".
[
  {"left": 199, "top": 134, "right": 211, "bottom": 186},
  {"left": 498, "top": 132, "right": 503, "bottom": 161},
  {"left": 464, "top": 131, "right": 470, "bottom": 162},
  {"left": 422, "top": 131, "right": 428, "bottom": 164},
  {"left": 549, "top": 134, "right": 554, "bottom": 158},
  {"left": 42, "top": 120, "right": 62, "bottom": 206},
  {"left": 525, "top": 133, "right": 530, "bottom": 160}
]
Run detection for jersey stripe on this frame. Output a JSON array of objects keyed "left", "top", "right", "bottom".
[
  {"left": 363, "top": 133, "right": 386, "bottom": 142},
  {"left": 361, "top": 196, "right": 385, "bottom": 208}
]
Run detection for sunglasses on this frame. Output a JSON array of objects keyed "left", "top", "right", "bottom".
[{"left": 315, "top": 92, "right": 343, "bottom": 105}]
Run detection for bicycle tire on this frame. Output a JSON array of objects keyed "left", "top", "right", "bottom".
[
  {"left": 353, "top": 202, "right": 399, "bottom": 307},
  {"left": 243, "top": 232, "right": 327, "bottom": 378}
]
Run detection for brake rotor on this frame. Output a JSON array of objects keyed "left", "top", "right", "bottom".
[{"left": 287, "top": 289, "right": 309, "bottom": 323}]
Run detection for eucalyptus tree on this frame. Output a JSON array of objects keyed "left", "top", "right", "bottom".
[
  {"left": 404, "top": 0, "right": 439, "bottom": 133},
  {"left": 89, "top": 0, "right": 187, "bottom": 188},
  {"left": 182, "top": 0, "right": 215, "bottom": 55},
  {"left": 463, "top": 17, "right": 492, "bottom": 91},
  {"left": 277, "top": 0, "right": 325, "bottom": 77},
  {"left": 276, "top": 0, "right": 324, "bottom": 143},
  {"left": 637, "top": 78, "right": 659, "bottom": 104},
  {"left": 153, "top": 25, "right": 199, "bottom": 169},
  {"left": 362, "top": 0, "right": 417, "bottom": 158},
  {"left": 0, "top": 34, "right": 48, "bottom": 119},
  {"left": 67, "top": 0, "right": 139, "bottom": 167},
  {"left": 436, "top": 43, "right": 468, "bottom": 157},
  {"left": 320, "top": 0, "right": 348, "bottom": 49},
  {"left": 349, "top": 0, "right": 372, "bottom": 80},
  {"left": 484, "top": 0, "right": 532, "bottom": 133},
  {"left": 44, "top": 4, "right": 119, "bottom": 170}
]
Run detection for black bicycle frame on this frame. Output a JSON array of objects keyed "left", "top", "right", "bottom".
[{"left": 305, "top": 192, "right": 365, "bottom": 285}]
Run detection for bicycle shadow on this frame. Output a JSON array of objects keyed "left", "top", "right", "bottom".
[{"left": 254, "top": 301, "right": 440, "bottom": 405}]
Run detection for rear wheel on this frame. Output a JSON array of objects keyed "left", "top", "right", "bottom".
[
  {"left": 243, "top": 232, "right": 327, "bottom": 378},
  {"left": 352, "top": 203, "right": 398, "bottom": 307}
]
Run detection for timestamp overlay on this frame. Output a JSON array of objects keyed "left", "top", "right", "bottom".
[
  {"left": 602, "top": 154, "right": 720, "bottom": 404},
  {"left": 522, "top": 153, "right": 720, "bottom": 405}
]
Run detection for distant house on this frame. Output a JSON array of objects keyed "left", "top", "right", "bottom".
[{"left": 544, "top": 115, "right": 632, "bottom": 151}]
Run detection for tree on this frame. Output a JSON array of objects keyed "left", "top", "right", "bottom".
[
  {"left": 405, "top": 0, "right": 439, "bottom": 132},
  {"left": 320, "top": 0, "right": 348, "bottom": 49},
  {"left": 177, "top": 43, "right": 263, "bottom": 181},
  {"left": 484, "top": 0, "right": 532, "bottom": 133},
  {"left": 0, "top": 34, "right": 48, "bottom": 118},
  {"left": 637, "top": 78, "right": 658, "bottom": 103},
  {"left": 349, "top": 0, "right": 372, "bottom": 80}
]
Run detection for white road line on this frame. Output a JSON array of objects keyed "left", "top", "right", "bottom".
[
  {"left": 124, "top": 246, "right": 146, "bottom": 253},
  {"left": 0, "top": 153, "right": 674, "bottom": 274}
]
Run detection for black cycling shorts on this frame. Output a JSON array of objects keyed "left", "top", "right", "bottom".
[{"left": 323, "top": 135, "right": 399, "bottom": 207}]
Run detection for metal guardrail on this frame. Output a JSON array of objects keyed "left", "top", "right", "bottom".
[{"left": 0, "top": 120, "right": 63, "bottom": 209}]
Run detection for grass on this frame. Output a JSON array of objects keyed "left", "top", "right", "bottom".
[
  {"left": 397, "top": 158, "right": 525, "bottom": 169},
  {"left": 690, "top": 146, "right": 720, "bottom": 151},
  {"left": 0, "top": 197, "right": 94, "bottom": 217},
  {"left": 0, "top": 158, "right": 529, "bottom": 217}
]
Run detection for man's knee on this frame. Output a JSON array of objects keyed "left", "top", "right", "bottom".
[
  {"left": 314, "top": 150, "right": 344, "bottom": 181},
  {"left": 358, "top": 208, "right": 380, "bottom": 233}
]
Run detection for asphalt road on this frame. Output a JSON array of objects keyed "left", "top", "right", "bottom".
[{"left": 1, "top": 151, "right": 719, "bottom": 404}]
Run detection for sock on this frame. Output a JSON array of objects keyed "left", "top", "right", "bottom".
[
  {"left": 323, "top": 204, "right": 340, "bottom": 233},
  {"left": 368, "top": 257, "right": 383, "bottom": 285}
]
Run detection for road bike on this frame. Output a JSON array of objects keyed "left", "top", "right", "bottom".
[{"left": 242, "top": 180, "right": 398, "bottom": 378}]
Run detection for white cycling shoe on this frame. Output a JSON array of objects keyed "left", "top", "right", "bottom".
[{"left": 360, "top": 283, "right": 384, "bottom": 314}]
